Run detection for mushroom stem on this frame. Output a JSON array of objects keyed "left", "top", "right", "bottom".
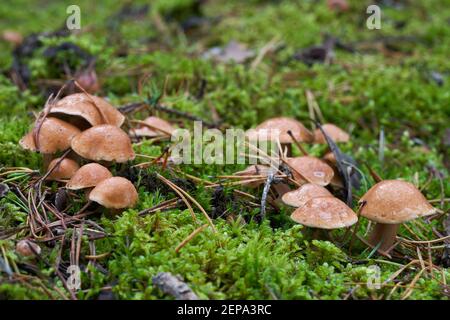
[
  {"left": 42, "top": 153, "right": 54, "bottom": 170},
  {"left": 273, "top": 182, "right": 291, "bottom": 197},
  {"left": 368, "top": 223, "right": 399, "bottom": 253},
  {"left": 311, "top": 228, "right": 329, "bottom": 240}
]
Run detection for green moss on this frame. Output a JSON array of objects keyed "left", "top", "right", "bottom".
[{"left": 0, "top": 0, "right": 449, "bottom": 300}]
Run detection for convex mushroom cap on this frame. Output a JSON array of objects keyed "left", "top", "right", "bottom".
[
  {"left": 16, "top": 240, "right": 41, "bottom": 257},
  {"left": 286, "top": 156, "right": 334, "bottom": 186},
  {"left": 71, "top": 125, "right": 135, "bottom": 163},
  {"left": 291, "top": 197, "right": 357, "bottom": 229},
  {"left": 282, "top": 183, "right": 332, "bottom": 207},
  {"left": 66, "top": 163, "right": 112, "bottom": 190},
  {"left": 130, "top": 116, "right": 175, "bottom": 137},
  {"left": 50, "top": 93, "right": 124, "bottom": 128},
  {"left": 46, "top": 158, "right": 80, "bottom": 180},
  {"left": 246, "top": 117, "right": 313, "bottom": 144},
  {"left": 19, "top": 117, "right": 81, "bottom": 153},
  {"left": 359, "top": 180, "right": 437, "bottom": 224},
  {"left": 314, "top": 124, "right": 350, "bottom": 144},
  {"left": 89, "top": 177, "right": 138, "bottom": 209}
]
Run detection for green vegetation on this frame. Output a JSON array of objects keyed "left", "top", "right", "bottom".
[{"left": 0, "top": 0, "right": 449, "bottom": 300}]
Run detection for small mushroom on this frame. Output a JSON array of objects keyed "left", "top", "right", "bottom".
[
  {"left": 327, "top": 0, "right": 349, "bottom": 12},
  {"left": 234, "top": 165, "right": 273, "bottom": 188},
  {"left": 234, "top": 165, "right": 291, "bottom": 197},
  {"left": 66, "top": 163, "right": 112, "bottom": 190},
  {"left": 71, "top": 125, "right": 135, "bottom": 163},
  {"left": 286, "top": 156, "right": 334, "bottom": 186},
  {"left": 50, "top": 93, "right": 124, "bottom": 129},
  {"left": 314, "top": 124, "right": 350, "bottom": 144},
  {"left": 2, "top": 30, "right": 23, "bottom": 46},
  {"left": 89, "top": 177, "right": 138, "bottom": 210},
  {"left": 291, "top": 196, "right": 357, "bottom": 229},
  {"left": 19, "top": 117, "right": 81, "bottom": 154},
  {"left": 16, "top": 240, "right": 41, "bottom": 257},
  {"left": 281, "top": 183, "right": 333, "bottom": 207},
  {"left": 359, "top": 180, "right": 437, "bottom": 253},
  {"left": 46, "top": 158, "right": 80, "bottom": 181},
  {"left": 75, "top": 68, "right": 101, "bottom": 94},
  {"left": 130, "top": 116, "right": 175, "bottom": 138},
  {"left": 247, "top": 117, "right": 313, "bottom": 156}
]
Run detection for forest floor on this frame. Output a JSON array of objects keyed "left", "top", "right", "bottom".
[{"left": 0, "top": 0, "right": 449, "bottom": 299}]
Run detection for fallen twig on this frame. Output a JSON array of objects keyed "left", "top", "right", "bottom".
[{"left": 152, "top": 272, "right": 199, "bottom": 300}]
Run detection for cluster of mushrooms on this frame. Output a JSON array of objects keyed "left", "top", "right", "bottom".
[
  {"left": 19, "top": 97, "right": 437, "bottom": 257},
  {"left": 240, "top": 117, "right": 437, "bottom": 254},
  {"left": 19, "top": 93, "right": 139, "bottom": 211}
]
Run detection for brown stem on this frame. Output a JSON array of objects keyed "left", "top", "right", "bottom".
[
  {"left": 42, "top": 153, "right": 54, "bottom": 171},
  {"left": 273, "top": 183, "right": 291, "bottom": 197},
  {"left": 368, "top": 223, "right": 399, "bottom": 253},
  {"left": 311, "top": 228, "right": 329, "bottom": 240}
]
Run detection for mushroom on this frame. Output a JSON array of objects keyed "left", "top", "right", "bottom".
[
  {"left": 66, "top": 163, "right": 112, "bottom": 190},
  {"left": 130, "top": 116, "right": 175, "bottom": 138},
  {"left": 291, "top": 196, "right": 357, "bottom": 230},
  {"left": 2, "top": 30, "right": 23, "bottom": 46},
  {"left": 16, "top": 240, "right": 41, "bottom": 257},
  {"left": 359, "top": 180, "right": 437, "bottom": 253},
  {"left": 49, "top": 93, "right": 124, "bottom": 129},
  {"left": 71, "top": 125, "right": 135, "bottom": 163},
  {"left": 281, "top": 183, "right": 333, "bottom": 207},
  {"left": 234, "top": 165, "right": 273, "bottom": 188},
  {"left": 286, "top": 156, "right": 334, "bottom": 186},
  {"left": 89, "top": 177, "right": 138, "bottom": 210},
  {"left": 46, "top": 157, "right": 80, "bottom": 181},
  {"left": 19, "top": 117, "right": 81, "bottom": 168},
  {"left": 234, "top": 164, "right": 291, "bottom": 196},
  {"left": 314, "top": 123, "right": 349, "bottom": 144},
  {"left": 19, "top": 117, "right": 81, "bottom": 154},
  {"left": 247, "top": 117, "right": 313, "bottom": 156},
  {"left": 75, "top": 68, "right": 101, "bottom": 94}
]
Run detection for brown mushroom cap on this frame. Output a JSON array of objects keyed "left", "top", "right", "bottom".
[
  {"left": 286, "top": 156, "right": 334, "bottom": 186},
  {"left": 314, "top": 124, "right": 350, "bottom": 144},
  {"left": 234, "top": 165, "right": 273, "bottom": 176},
  {"left": 234, "top": 165, "right": 274, "bottom": 188},
  {"left": 291, "top": 197, "right": 357, "bottom": 229},
  {"left": 16, "top": 240, "right": 41, "bottom": 257},
  {"left": 19, "top": 117, "right": 81, "bottom": 154},
  {"left": 359, "top": 180, "right": 437, "bottom": 224},
  {"left": 50, "top": 93, "right": 124, "bottom": 128},
  {"left": 89, "top": 177, "right": 138, "bottom": 209},
  {"left": 246, "top": 117, "right": 313, "bottom": 144},
  {"left": 130, "top": 116, "right": 175, "bottom": 137},
  {"left": 46, "top": 158, "right": 80, "bottom": 180},
  {"left": 282, "top": 183, "right": 333, "bottom": 207},
  {"left": 71, "top": 125, "right": 135, "bottom": 163},
  {"left": 75, "top": 69, "right": 101, "bottom": 94},
  {"left": 66, "top": 163, "right": 112, "bottom": 190}
]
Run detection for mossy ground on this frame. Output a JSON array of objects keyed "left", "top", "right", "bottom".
[{"left": 0, "top": 0, "right": 449, "bottom": 299}]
